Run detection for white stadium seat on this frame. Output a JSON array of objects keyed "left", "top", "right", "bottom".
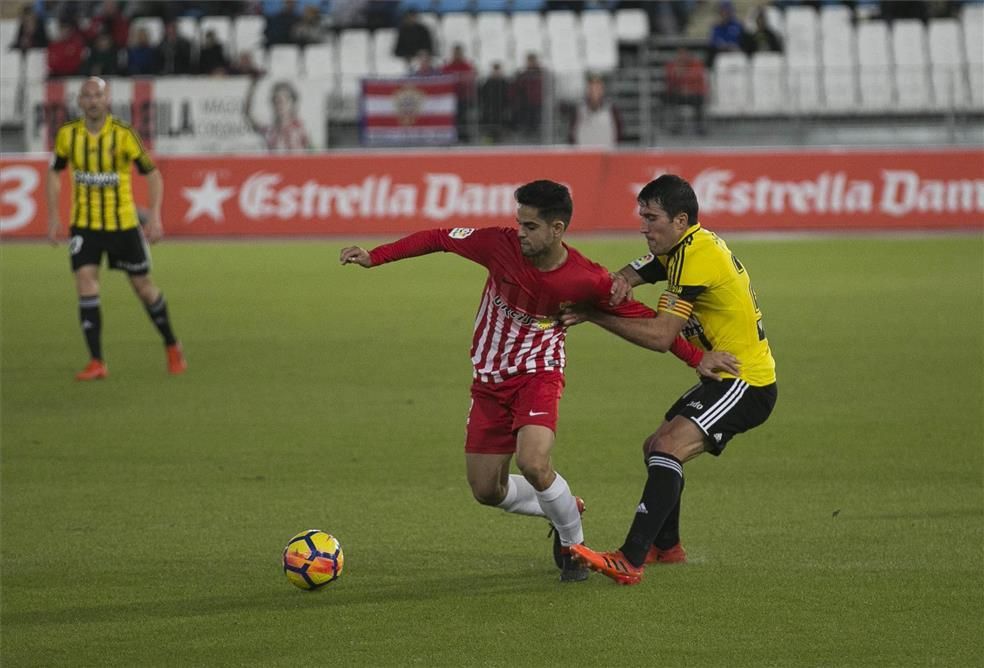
[
  {"left": 892, "top": 19, "right": 931, "bottom": 111},
  {"left": 338, "top": 29, "right": 371, "bottom": 101},
  {"left": 0, "top": 18, "right": 18, "bottom": 51},
  {"left": 961, "top": 4, "right": 984, "bottom": 108},
  {"left": 546, "top": 11, "right": 584, "bottom": 100},
  {"left": 418, "top": 13, "right": 443, "bottom": 56},
  {"left": 821, "top": 7, "right": 857, "bottom": 111},
  {"left": 710, "top": 51, "right": 750, "bottom": 115},
  {"left": 234, "top": 14, "right": 265, "bottom": 53},
  {"left": 928, "top": 18, "right": 969, "bottom": 110},
  {"left": 784, "top": 5, "right": 820, "bottom": 111},
  {"left": 441, "top": 13, "right": 477, "bottom": 62},
  {"left": 581, "top": 10, "right": 617, "bottom": 73},
  {"left": 303, "top": 42, "right": 336, "bottom": 80},
  {"left": 268, "top": 44, "right": 301, "bottom": 78},
  {"left": 130, "top": 16, "right": 163, "bottom": 45},
  {"left": 176, "top": 17, "right": 199, "bottom": 44},
  {"left": 511, "top": 12, "right": 546, "bottom": 71},
  {"left": 751, "top": 52, "right": 785, "bottom": 114},
  {"left": 856, "top": 20, "right": 893, "bottom": 111},
  {"left": 614, "top": 8, "right": 649, "bottom": 43},
  {"left": 25, "top": 48, "right": 47, "bottom": 83},
  {"left": 475, "top": 13, "right": 510, "bottom": 76},
  {"left": 372, "top": 29, "right": 406, "bottom": 76}
]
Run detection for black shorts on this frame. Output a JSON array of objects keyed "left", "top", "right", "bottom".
[
  {"left": 666, "top": 379, "right": 778, "bottom": 456},
  {"left": 69, "top": 227, "right": 151, "bottom": 275}
]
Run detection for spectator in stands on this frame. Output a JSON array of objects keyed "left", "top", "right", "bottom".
[
  {"left": 86, "top": 0, "right": 130, "bottom": 51},
  {"left": 10, "top": 5, "right": 48, "bottom": 52},
  {"left": 394, "top": 10, "right": 434, "bottom": 69},
  {"left": 664, "top": 46, "right": 708, "bottom": 136},
  {"left": 198, "top": 29, "right": 229, "bottom": 74},
  {"left": 442, "top": 43, "right": 476, "bottom": 143},
  {"left": 127, "top": 26, "right": 160, "bottom": 75},
  {"left": 411, "top": 50, "right": 442, "bottom": 76},
  {"left": 157, "top": 19, "right": 195, "bottom": 75},
  {"left": 707, "top": 0, "right": 745, "bottom": 66},
  {"left": 244, "top": 78, "right": 312, "bottom": 152},
  {"left": 83, "top": 30, "right": 121, "bottom": 76},
  {"left": 47, "top": 19, "right": 86, "bottom": 78},
  {"left": 292, "top": 4, "right": 327, "bottom": 45},
  {"left": 569, "top": 73, "right": 622, "bottom": 148},
  {"left": 745, "top": 7, "right": 782, "bottom": 54},
  {"left": 479, "top": 62, "right": 510, "bottom": 144},
  {"left": 512, "top": 52, "right": 545, "bottom": 139},
  {"left": 229, "top": 51, "right": 265, "bottom": 77},
  {"left": 265, "top": 0, "right": 301, "bottom": 46}
]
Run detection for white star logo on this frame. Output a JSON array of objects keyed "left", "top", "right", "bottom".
[{"left": 182, "top": 172, "right": 235, "bottom": 223}]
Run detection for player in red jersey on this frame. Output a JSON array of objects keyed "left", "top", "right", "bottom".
[{"left": 340, "top": 180, "right": 738, "bottom": 582}]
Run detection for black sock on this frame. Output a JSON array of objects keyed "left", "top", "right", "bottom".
[
  {"left": 620, "top": 453, "right": 684, "bottom": 567},
  {"left": 145, "top": 294, "right": 177, "bottom": 345},
  {"left": 79, "top": 295, "right": 102, "bottom": 361},
  {"left": 654, "top": 478, "right": 685, "bottom": 550}
]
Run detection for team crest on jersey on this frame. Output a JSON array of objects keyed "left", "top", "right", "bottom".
[
  {"left": 448, "top": 228, "right": 475, "bottom": 239},
  {"left": 630, "top": 253, "right": 655, "bottom": 270}
]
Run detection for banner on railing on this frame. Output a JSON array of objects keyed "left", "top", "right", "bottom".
[
  {"left": 361, "top": 76, "right": 458, "bottom": 147},
  {"left": 25, "top": 76, "right": 329, "bottom": 154},
  {"left": 2, "top": 148, "right": 982, "bottom": 237}
]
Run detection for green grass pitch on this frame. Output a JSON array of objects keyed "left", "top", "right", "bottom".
[{"left": 1, "top": 234, "right": 981, "bottom": 666}]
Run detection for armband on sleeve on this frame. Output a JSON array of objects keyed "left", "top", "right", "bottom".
[
  {"left": 670, "top": 336, "right": 704, "bottom": 368},
  {"left": 51, "top": 155, "right": 68, "bottom": 171},
  {"left": 631, "top": 253, "right": 668, "bottom": 283}
]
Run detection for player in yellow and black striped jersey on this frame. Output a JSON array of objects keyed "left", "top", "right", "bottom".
[
  {"left": 46, "top": 77, "right": 186, "bottom": 381},
  {"left": 558, "top": 174, "right": 778, "bottom": 584}
]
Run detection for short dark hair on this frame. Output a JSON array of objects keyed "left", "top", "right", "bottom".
[
  {"left": 637, "top": 174, "right": 699, "bottom": 226},
  {"left": 514, "top": 180, "right": 573, "bottom": 227}
]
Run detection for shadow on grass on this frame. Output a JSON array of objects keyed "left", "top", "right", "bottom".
[{"left": 1, "top": 568, "right": 585, "bottom": 629}]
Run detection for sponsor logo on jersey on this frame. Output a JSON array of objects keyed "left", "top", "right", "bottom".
[
  {"left": 74, "top": 171, "right": 120, "bottom": 187},
  {"left": 449, "top": 227, "right": 475, "bottom": 239},
  {"left": 630, "top": 253, "right": 655, "bottom": 270},
  {"left": 686, "top": 400, "right": 704, "bottom": 410}
]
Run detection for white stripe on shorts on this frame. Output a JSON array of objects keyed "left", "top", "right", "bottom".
[{"left": 695, "top": 380, "right": 749, "bottom": 433}]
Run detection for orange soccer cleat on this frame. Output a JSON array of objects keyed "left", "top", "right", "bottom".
[
  {"left": 75, "top": 359, "right": 108, "bottom": 381},
  {"left": 645, "top": 542, "right": 688, "bottom": 566},
  {"left": 570, "top": 544, "right": 643, "bottom": 586},
  {"left": 166, "top": 343, "right": 187, "bottom": 375}
]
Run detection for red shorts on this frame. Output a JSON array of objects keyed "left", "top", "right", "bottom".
[{"left": 465, "top": 371, "right": 565, "bottom": 455}]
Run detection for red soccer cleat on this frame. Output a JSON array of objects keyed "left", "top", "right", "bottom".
[
  {"left": 569, "top": 544, "right": 643, "bottom": 585},
  {"left": 75, "top": 359, "right": 108, "bottom": 381},
  {"left": 644, "top": 542, "right": 687, "bottom": 566},
  {"left": 166, "top": 343, "right": 187, "bottom": 375}
]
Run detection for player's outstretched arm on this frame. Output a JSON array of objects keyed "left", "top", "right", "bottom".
[{"left": 340, "top": 246, "right": 373, "bottom": 267}]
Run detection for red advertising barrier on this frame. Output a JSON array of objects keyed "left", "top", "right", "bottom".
[{"left": 3, "top": 148, "right": 982, "bottom": 238}]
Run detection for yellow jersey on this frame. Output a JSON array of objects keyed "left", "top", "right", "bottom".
[
  {"left": 630, "top": 223, "right": 777, "bottom": 386},
  {"left": 51, "top": 116, "right": 156, "bottom": 232}
]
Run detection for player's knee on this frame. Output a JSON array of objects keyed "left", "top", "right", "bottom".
[
  {"left": 516, "top": 459, "right": 552, "bottom": 491},
  {"left": 643, "top": 433, "right": 671, "bottom": 455},
  {"left": 469, "top": 480, "right": 505, "bottom": 506}
]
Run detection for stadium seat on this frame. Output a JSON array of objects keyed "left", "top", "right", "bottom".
[
  {"left": 475, "top": 13, "right": 510, "bottom": 75},
  {"left": 511, "top": 12, "right": 546, "bottom": 71},
  {"left": 303, "top": 41, "right": 336, "bottom": 80},
  {"left": 762, "top": 4, "right": 784, "bottom": 39},
  {"left": 372, "top": 28, "right": 407, "bottom": 76},
  {"left": 750, "top": 52, "right": 785, "bottom": 114},
  {"left": 24, "top": 48, "right": 46, "bottom": 83},
  {"left": 547, "top": 11, "right": 585, "bottom": 100},
  {"left": 856, "top": 20, "right": 893, "bottom": 112},
  {"left": 784, "top": 5, "right": 820, "bottom": 112},
  {"left": 0, "top": 49, "right": 20, "bottom": 124},
  {"left": 581, "top": 10, "right": 617, "bottom": 73},
  {"left": 961, "top": 3, "right": 984, "bottom": 108},
  {"left": 891, "top": 19, "right": 931, "bottom": 111},
  {"left": 131, "top": 16, "right": 164, "bottom": 45},
  {"left": 234, "top": 15, "right": 266, "bottom": 53},
  {"left": 268, "top": 43, "right": 301, "bottom": 77},
  {"left": 820, "top": 5, "right": 857, "bottom": 111},
  {"left": 441, "top": 13, "right": 477, "bottom": 62},
  {"left": 176, "top": 17, "right": 199, "bottom": 44},
  {"left": 614, "top": 8, "right": 649, "bottom": 43},
  {"left": 338, "top": 29, "right": 371, "bottom": 101},
  {"left": 418, "top": 12, "right": 443, "bottom": 54},
  {"left": 200, "top": 16, "right": 233, "bottom": 56},
  {"left": 0, "top": 18, "right": 17, "bottom": 51},
  {"left": 928, "top": 18, "right": 968, "bottom": 110},
  {"left": 710, "top": 51, "right": 750, "bottom": 116}
]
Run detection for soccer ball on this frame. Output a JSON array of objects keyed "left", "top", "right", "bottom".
[{"left": 282, "top": 529, "right": 344, "bottom": 590}]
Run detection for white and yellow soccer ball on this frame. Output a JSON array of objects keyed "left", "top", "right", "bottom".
[{"left": 282, "top": 530, "right": 344, "bottom": 590}]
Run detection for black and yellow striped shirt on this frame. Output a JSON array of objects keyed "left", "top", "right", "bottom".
[
  {"left": 51, "top": 116, "right": 155, "bottom": 232},
  {"left": 630, "top": 223, "right": 777, "bottom": 386}
]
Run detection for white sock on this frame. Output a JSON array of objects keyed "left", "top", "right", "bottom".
[
  {"left": 535, "top": 472, "right": 583, "bottom": 547},
  {"left": 497, "top": 474, "right": 546, "bottom": 517}
]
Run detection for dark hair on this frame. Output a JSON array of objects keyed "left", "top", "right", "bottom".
[
  {"left": 637, "top": 174, "right": 699, "bottom": 226},
  {"left": 514, "top": 180, "right": 573, "bottom": 227},
  {"left": 271, "top": 81, "right": 299, "bottom": 105}
]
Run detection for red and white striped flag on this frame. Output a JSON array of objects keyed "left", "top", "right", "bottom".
[{"left": 361, "top": 76, "right": 458, "bottom": 146}]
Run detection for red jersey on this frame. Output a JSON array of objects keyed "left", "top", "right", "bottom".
[{"left": 369, "top": 227, "right": 656, "bottom": 383}]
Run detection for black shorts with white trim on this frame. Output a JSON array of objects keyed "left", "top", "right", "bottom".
[{"left": 665, "top": 379, "right": 777, "bottom": 456}]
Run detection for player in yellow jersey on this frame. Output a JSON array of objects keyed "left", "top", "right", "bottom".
[
  {"left": 46, "top": 77, "right": 187, "bottom": 380},
  {"left": 560, "top": 174, "right": 778, "bottom": 584}
]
